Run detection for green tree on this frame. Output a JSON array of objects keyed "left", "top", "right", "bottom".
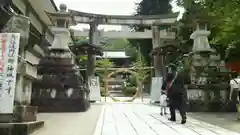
[
  {"left": 129, "top": 0, "right": 173, "bottom": 64},
  {"left": 96, "top": 59, "right": 115, "bottom": 69},
  {"left": 176, "top": 0, "right": 240, "bottom": 61},
  {"left": 134, "top": 58, "right": 150, "bottom": 83},
  {"left": 104, "top": 39, "right": 127, "bottom": 49},
  {"left": 133, "top": 53, "right": 150, "bottom": 100},
  {"left": 96, "top": 59, "right": 115, "bottom": 99}
]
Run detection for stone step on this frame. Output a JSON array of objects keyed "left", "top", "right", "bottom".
[
  {"left": 108, "top": 90, "right": 123, "bottom": 93},
  {"left": 108, "top": 79, "right": 126, "bottom": 82},
  {"left": 108, "top": 91, "right": 125, "bottom": 97},
  {"left": 108, "top": 81, "right": 125, "bottom": 85},
  {"left": 107, "top": 87, "right": 123, "bottom": 91},
  {"left": 0, "top": 121, "right": 44, "bottom": 135}
]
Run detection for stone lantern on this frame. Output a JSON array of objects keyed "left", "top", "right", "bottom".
[
  {"left": 190, "top": 20, "right": 214, "bottom": 55},
  {"left": 47, "top": 4, "right": 74, "bottom": 28},
  {"left": 45, "top": 4, "right": 75, "bottom": 51},
  {"left": 31, "top": 4, "right": 90, "bottom": 112}
]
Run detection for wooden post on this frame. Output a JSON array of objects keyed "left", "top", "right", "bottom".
[{"left": 104, "top": 68, "right": 108, "bottom": 102}]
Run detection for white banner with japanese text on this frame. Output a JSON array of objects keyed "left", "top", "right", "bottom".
[
  {"left": 150, "top": 77, "right": 163, "bottom": 102},
  {"left": 88, "top": 76, "right": 101, "bottom": 101},
  {"left": 0, "top": 33, "right": 20, "bottom": 114}
]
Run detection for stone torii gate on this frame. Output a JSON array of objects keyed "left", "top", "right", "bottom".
[{"left": 46, "top": 4, "right": 178, "bottom": 80}]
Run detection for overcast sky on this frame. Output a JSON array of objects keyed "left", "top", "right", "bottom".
[{"left": 54, "top": 0, "right": 183, "bottom": 31}]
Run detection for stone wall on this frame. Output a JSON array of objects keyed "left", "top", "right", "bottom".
[{"left": 187, "top": 89, "right": 236, "bottom": 112}]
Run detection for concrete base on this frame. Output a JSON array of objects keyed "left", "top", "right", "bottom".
[
  {"left": 13, "top": 106, "right": 38, "bottom": 122},
  {"left": 0, "top": 106, "right": 38, "bottom": 123},
  {"left": 0, "top": 121, "right": 44, "bottom": 135},
  {"left": 0, "top": 114, "right": 14, "bottom": 123},
  {"left": 32, "top": 98, "right": 90, "bottom": 112}
]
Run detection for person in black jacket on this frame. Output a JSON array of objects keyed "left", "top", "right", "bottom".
[{"left": 162, "top": 68, "right": 187, "bottom": 124}]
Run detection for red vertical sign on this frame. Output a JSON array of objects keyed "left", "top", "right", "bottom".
[{"left": 0, "top": 34, "right": 6, "bottom": 73}]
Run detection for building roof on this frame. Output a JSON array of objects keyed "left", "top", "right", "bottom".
[
  {"left": 151, "top": 40, "right": 181, "bottom": 56},
  {"left": 29, "top": 0, "right": 58, "bottom": 25},
  {"left": 12, "top": 0, "right": 58, "bottom": 26}
]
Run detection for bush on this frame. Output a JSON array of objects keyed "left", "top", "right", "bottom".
[
  {"left": 126, "top": 76, "right": 137, "bottom": 87},
  {"left": 100, "top": 87, "right": 106, "bottom": 96},
  {"left": 123, "top": 87, "right": 137, "bottom": 96}
]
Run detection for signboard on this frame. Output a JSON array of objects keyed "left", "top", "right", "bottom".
[
  {"left": 0, "top": 34, "right": 6, "bottom": 90},
  {"left": 88, "top": 76, "right": 101, "bottom": 101},
  {"left": 0, "top": 33, "right": 20, "bottom": 114},
  {"left": 150, "top": 77, "right": 163, "bottom": 102}
]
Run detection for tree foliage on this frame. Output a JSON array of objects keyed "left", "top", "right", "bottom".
[
  {"left": 133, "top": 54, "right": 150, "bottom": 83},
  {"left": 177, "top": 0, "right": 240, "bottom": 60},
  {"left": 104, "top": 39, "right": 127, "bottom": 49},
  {"left": 96, "top": 59, "right": 115, "bottom": 69},
  {"left": 129, "top": 0, "right": 173, "bottom": 64}
]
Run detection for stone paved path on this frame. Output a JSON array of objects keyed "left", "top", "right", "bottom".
[
  {"left": 94, "top": 103, "right": 240, "bottom": 135},
  {"left": 189, "top": 112, "right": 240, "bottom": 133}
]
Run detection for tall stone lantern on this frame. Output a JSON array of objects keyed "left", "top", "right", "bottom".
[
  {"left": 187, "top": 20, "right": 229, "bottom": 112},
  {"left": 31, "top": 4, "right": 90, "bottom": 112},
  {"left": 190, "top": 20, "right": 214, "bottom": 55},
  {"left": 45, "top": 4, "right": 75, "bottom": 51},
  {"left": 189, "top": 20, "right": 215, "bottom": 86}
]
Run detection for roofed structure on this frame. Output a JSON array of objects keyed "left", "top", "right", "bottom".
[
  {"left": 151, "top": 40, "right": 181, "bottom": 56},
  {"left": 69, "top": 41, "right": 103, "bottom": 56}
]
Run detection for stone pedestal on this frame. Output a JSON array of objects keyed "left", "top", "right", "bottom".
[
  {"left": 0, "top": 114, "right": 14, "bottom": 123},
  {"left": 0, "top": 106, "right": 40, "bottom": 135},
  {"left": 13, "top": 106, "right": 37, "bottom": 122},
  {"left": 0, "top": 121, "right": 44, "bottom": 135},
  {"left": 0, "top": 106, "right": 37, "bottom": 123}
]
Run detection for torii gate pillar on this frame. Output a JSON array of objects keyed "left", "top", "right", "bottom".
[
  {"left": 87, "top": 23, "right": 99, "bottom": 78},
  {"left": 152, "top": 25, "right": 163, "bottom": 77}
]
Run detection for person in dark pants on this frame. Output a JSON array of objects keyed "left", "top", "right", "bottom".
[{"left": 162, "top": 70, "right": 187, "bottom": 124}]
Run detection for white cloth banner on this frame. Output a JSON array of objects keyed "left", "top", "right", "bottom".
[
  {"left": 150, "top": 77, "right": 163, "bottom": 102},
  {"left": 88, "top": 76, "right": 101, "bottom": 101},
  {"left": 0, "top": 33, "right": 20, "bottom": 114}
]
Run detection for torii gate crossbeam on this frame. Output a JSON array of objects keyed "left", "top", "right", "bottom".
[
  {"left": 74, "top": 30, "right": 175, "bottom": 39},
  {"left": 69, "top": 10, "right": 178, "bottom": 25}
]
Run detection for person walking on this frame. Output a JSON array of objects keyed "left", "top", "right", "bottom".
[
  {"left": 162, "top": 68, "right": 187, "bottom": 124},
  {"left": 229, "top": 73, "right": 240, "bottom": 120},
  {"left": 159, "top": 90, "right": 168, "bottom": 115}
]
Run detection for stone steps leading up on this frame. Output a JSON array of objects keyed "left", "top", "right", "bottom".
[{"left": 108, "top": 91, "right": 125, "bottom": 97}]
